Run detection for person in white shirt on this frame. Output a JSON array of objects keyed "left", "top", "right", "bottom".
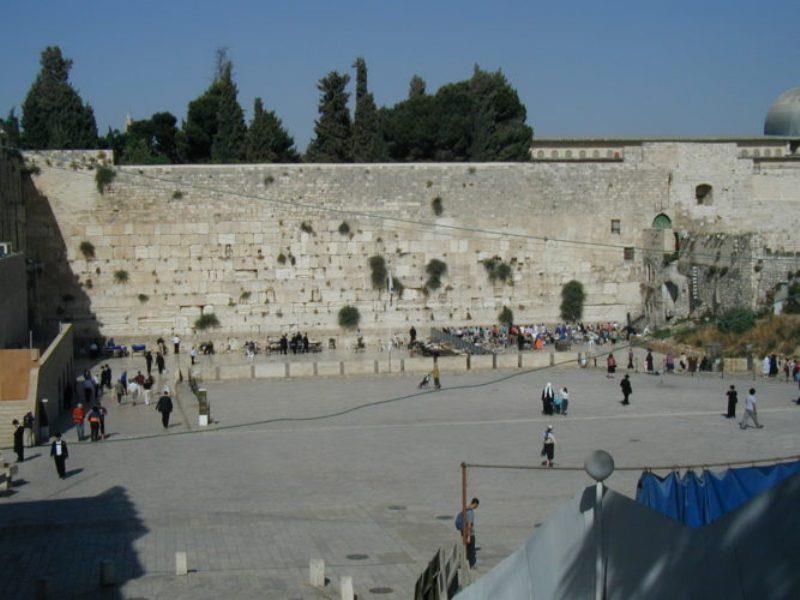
[
  {"left": 172, "top": 335, "right": 181, "bottom": 355},
  {"left": 50, "top": 433, "right": 69, "bottom": 479},
  {"left": 739, "top": 388, "right": 764, "bottom": 429}
]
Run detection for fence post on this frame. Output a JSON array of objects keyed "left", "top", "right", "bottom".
[{"left": 492, "top": 353, "right": 497, "bottom": 369}]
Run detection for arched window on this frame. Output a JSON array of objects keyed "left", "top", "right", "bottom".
[
  {"left": 652, "top": 213, "right": 672, "bottom": 229},
  {"left": 695, "top": 184, "right": 713, "bottom": 205}
]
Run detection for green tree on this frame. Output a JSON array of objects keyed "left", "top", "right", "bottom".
[
  {"left": 305, "top": 71, "right": 352, "bottom": 162},
  {"left": 560, "top": 280, "right": 586, "bottom": 322},
  {"left": 1, "top": 108, "right": 21, "bottom": 149},
  {"left": 21, "top": 46, "right": 98, "bottom": 149},
  {"left": 408, "top": 74, "right": 426, "bottom": 99},
  {"left": 245, "top": 98, "right": 299, "bottom": 162},
  {"left": 119, "top": 112, "right": 179, "bottom": 164},
  {"left": 211, "top": 56, "right": 247, "bottom": 163},
  {"left": 178, "top": 49, "right": 231, "bottom": 163},
  {"left": 467, "top": 66, "right": 533, "bottom": 162},
  {"left": 351, "top": 57, "right": 382, "bottom": 162}
]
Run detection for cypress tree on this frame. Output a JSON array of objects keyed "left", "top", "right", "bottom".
[
  {"left": 351, "top": 57, "right": 382, "bottom": 162},
  {"left": 305, "top": 71, "right": 352, "bottom": 163},
  {"left": 408, "top": 75, "right": 426, "bottom": 99},
  {"left": 245, "top": 98, "right": 299, "bottom": 163},
  {"left": 21, "top": 46, "right": 98, "bottom": 149},
  {"left": 1, "top": 109, "right": 21, "bottom": 149},
  {"left": 211, "top": 58, "right": 247, "bottom": 163}
]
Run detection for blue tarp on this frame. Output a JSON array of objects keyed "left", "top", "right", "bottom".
[{"left": 636, "top": 460, "right": 800, "bottom": 527}]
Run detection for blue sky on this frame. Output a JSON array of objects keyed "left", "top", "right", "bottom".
[{"left": 2, "top": 0, "right": 798, "bottom": 150}]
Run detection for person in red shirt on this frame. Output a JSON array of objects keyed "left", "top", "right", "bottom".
[{"left": 72, "top": 404, "right": 85, "bottom": 441}]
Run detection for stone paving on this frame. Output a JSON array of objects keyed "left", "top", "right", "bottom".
[{"left": 2, "top": 363, "right": 799, "bottom": 599}]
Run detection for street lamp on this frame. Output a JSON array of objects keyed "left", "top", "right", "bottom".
[{"left": 584, "top": 450, "right": 615, "bottom": 600}]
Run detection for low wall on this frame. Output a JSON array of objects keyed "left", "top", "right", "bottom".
[
  {"left": 191, "top": 349, "right": 589, "bottom": 382},
  {"left": 187, "top": 346, "right": 757, "bottom": 386},
  {"left": 27, "top": 324, "right": 75, "bottom": 442}
]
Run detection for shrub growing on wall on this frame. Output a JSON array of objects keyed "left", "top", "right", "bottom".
[
  {"left": 79, "top": 241, "right": 95, "bottom": 259},
  {"left": 431, "top": 196, "right": 444, "bottom": 216},
  {"left": 338, "top": 305, "right": 360, "bottom": 329},
  {"left": 300, "top": 221, "right": 314, "bottom": 234},
  {"left": 391, "top": 276, "right": 404, "bottom": 298},
  {"left": 716, "top": 307, "right": 756, "bottom": 334},
  {"left": 560, "top": 280, "right": 585, "bottom": 322},
  {"left": 786, "top": 282, "right": 800, "bottom": 314},
  {"left": 194, "top": 313, "right": 220, "bottom": 330},
  {"left": 113, "top": 269, "right": 129, "bottom": 284},
  {"left": 338, "top": 221, "right": 351, "bottom": 236},
  {"left": 425, "top": 258, "right": 448, "bottom": 291},
  {"left": 95, "top": 165, "right": 116, "bottom": 194},
  {"left": 498, "top": 306, "right": 514, "bottom": 327},
  {"left": 368, "top": 255, "right": 388, "bottom": 289},
  {"left": 482, "top": 256, "right": 512, "bottom": 284}
]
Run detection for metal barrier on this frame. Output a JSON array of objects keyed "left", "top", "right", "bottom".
[
  {"left": 430, "top": 329, "right": 493, "bottom": 355},
  {"left": 414, "top": 543, "right": 467, "bottom": 599}
]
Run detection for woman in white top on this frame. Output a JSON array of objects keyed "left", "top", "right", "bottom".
[{"left": 560, "top": 387, "right": 569, "bottom": 416}]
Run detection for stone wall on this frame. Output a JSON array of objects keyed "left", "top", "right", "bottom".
[
  {"left": 0, "top": 254, "right": 28, "bottom": 347},
  {"left": 19, "top": 141, "right": 800, "bottom": 342},
  {"left": 0, "top": 149, "right": 25, "bottom": 255}
]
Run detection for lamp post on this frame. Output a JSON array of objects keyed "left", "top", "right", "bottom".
[{"left": 584, "top": 450, "right": 615, "bottom": 600}]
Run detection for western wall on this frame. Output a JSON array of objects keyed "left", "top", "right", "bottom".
[{"left": 12, "top": 137, "right": 800, "bottom": 344}]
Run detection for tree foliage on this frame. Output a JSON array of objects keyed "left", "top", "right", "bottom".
[
  {"left": 305, "top": 71, "right": 352, "bottom": 162},
  {"left": 21, "top": 46, "right": 98, "bottom": 149},
  {"left": 408, "top": 74, "right": 426, "bottom": 99},
  {"left": 1, "top": 108, "right": 21, "bottom": 149},
  {"left": 716, "top": 307, "right": 757, "bottom": 334},
  {"left": 560, "top": 280, "right": 586, "bottom": 322},
  {"left": 116, "top": 112, "right": 179, "bottom": 164},
  {"left": 245, "top": 98, "right": 299, "bottom": 162},
  {"left": 381, "top": 65, "right": 531, "bottom": 162},
  {"left": 351, "top": 57, "right": 383, "bottom": 162},
  {"left": 211, "top": 55, "right": 247, "bottom": 162}
]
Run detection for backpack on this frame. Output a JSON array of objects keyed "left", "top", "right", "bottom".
[{"left": 455, "top": 511, "right": 464, "bottom": 531}]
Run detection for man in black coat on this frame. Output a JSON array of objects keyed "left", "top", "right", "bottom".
[
  {"left": 726, "top": 385, "right": 738, "bottom": 419},
  {"left": 620, "top": 374, "right": 633, "bottom": 405},
  {"left": 50, "top": 433, "right": 69, "bottom": 479},
  {"left": 12, "top": 419, "right": 24, "bottom": 462},
  {"left": 156, "top": 389, "right": 174, "bottom": 429}
]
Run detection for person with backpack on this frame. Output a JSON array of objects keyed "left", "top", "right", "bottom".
[
  {"left": 541, "top": 425, "right": 556, "bottom": 467},
  {"left": 455, "top": 497, "right": 480, "bottom": 568}
]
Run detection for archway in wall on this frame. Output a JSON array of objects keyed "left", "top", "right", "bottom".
[{"left": 652, "top": 213, "right": 672, "bottom": 229}]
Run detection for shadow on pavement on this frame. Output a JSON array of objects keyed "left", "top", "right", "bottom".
[{"left": 0, "top": 486, "right": 147, "bottom": 598}]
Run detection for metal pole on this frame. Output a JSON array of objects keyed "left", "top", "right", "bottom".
[
  {"left": 461, "top": 462, "right": 468, "bottom": 547},
  {"left": 595, "top": 481, "right": 604, "bottom": 600}
]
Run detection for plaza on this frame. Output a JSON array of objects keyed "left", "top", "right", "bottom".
[{"left": 2, "top": 362, "right": 798, "bottom": 599}]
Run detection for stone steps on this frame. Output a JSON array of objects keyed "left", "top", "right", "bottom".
[{"left": 0, "top": 400, "right": 31, "bottom": 448}]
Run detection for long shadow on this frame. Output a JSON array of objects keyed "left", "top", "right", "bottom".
[
  {"left": 0, "top": 485, "right": 147, "bottom": 599},
  {"left": 23, "top": 173, "right": 100, "bottom": 352}
]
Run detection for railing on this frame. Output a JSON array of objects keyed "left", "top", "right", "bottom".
[
  {"left": 430, "top": 329, "right": 493, "bottom": 355},
  {"left": 414, "top": 543, "right": 467, "bottom": 600}
]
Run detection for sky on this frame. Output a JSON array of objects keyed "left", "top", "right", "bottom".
[{"left": 2, "top": 0, "right": 799, "bottom": 150}]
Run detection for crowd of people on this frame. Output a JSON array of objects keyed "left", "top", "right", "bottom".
[{"left": 440, "top": 321, "right": 631, "bottom": 352}]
